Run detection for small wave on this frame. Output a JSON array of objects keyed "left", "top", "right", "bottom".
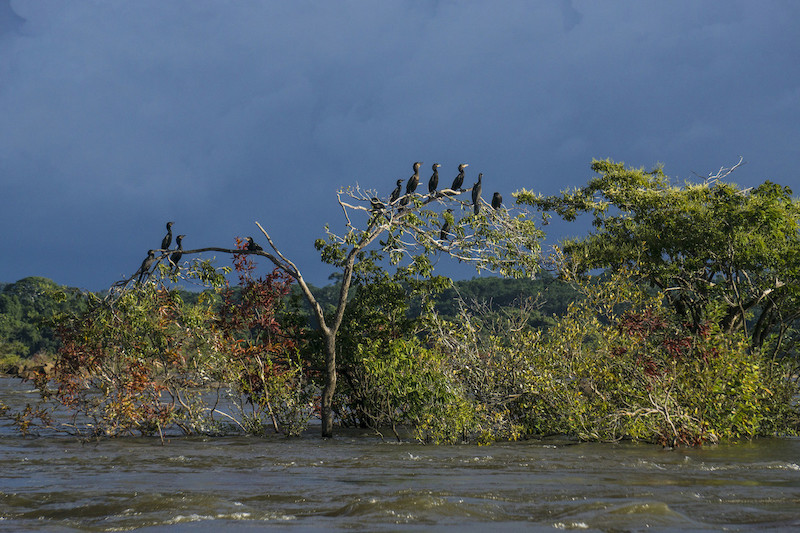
[
  {"left": 767, "top": 462, "right": 800, "bottom": 471},
  {"left": 460, "top": 455, "right": 493, "bottom": 464},
  {"left": 634, "top": 458, "right": 667, "bottom": 470},
  {"left": 165, "top": 510, "right": 295, "bottom": 524},
  {"left": 553, "top": 521, "right": 589, "bottom": 530},
  {"left": 698, "top": 460, "right": 800, "bottom": 472}
]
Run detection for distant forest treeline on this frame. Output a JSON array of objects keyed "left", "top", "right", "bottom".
[{"left": 0, "top": 273, "right": 579, "bottom": 369}]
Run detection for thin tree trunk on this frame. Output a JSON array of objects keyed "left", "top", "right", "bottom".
[{"left": 321, "top": 332, "right": 337, "bottom": 438}]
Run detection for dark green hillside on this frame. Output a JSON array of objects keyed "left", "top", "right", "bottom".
[
  {"left": 432, "top": 272, "right": 578, "bottom": 320},
  {"left": 0, "top": 277, "right": 89, "bottom": 367},
  {"left": 292, "top": 273, "right": 580, "bottom": 330}
]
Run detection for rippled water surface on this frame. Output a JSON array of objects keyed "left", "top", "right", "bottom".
[{"left": 2, "top": 379, "right": 799, "bottom": 532}]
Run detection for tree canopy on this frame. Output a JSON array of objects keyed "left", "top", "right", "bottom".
[{"left": 516, "top": 158, "right": 800, "bottom": 351}]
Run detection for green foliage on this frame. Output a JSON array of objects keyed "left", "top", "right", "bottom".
[
  {"left": 38, "top": 266, "right": 228, "bottom": 437},
  {"left": 307, "top": 179, "right": 545, "bottom": 437},
  {"left": 292, "top": 273, "right": 578, "bottom": 332},
  {"left": 357, "top": 337, "right": 478, "bottom": 443},
  {"left": 403, "top": 268, "right": 799, "bottom": 446},
  {"left": 0, "top": 277, "right": 88, "bottom": 367},
  {"left": 331, "top": 270, "right": 449, "bottom": 431},
  {"left": 508, "top": 270, "right": 797, "bottom": 444},
  {"left": 516, "top": 159, "right": 800, "bottom": 353}
]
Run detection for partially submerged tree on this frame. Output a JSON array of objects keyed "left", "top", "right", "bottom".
[
  {"left": 118, "top": 167, "right": 544, "bottom": 438},
  {"left": 8, "top": 254, "right": 311, "bottom": 439},
  {"left": 516, "top": 158, "right": 800, "bottom": 355}
]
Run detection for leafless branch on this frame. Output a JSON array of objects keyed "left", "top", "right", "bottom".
[{"left": 696, "top": 156, "right": 746, "bottom": 185}]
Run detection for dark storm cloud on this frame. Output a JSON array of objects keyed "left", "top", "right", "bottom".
[
  {"left": 1, "top": 1, "right": 798, "bottom": 289},
  {"left": 0, "top": 0, "right": 23, "bottom": 39}
]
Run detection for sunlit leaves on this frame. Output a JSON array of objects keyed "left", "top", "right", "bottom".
[
  {"left": 333, "top": 182, "right": 544, "bottom": 282},
  {"left": 517, "top": 158, "right": 800, "bottom": 349}
]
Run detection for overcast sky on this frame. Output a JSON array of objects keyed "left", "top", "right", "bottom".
[{"left": 1, "top": 1, "right": 798, "bottom": 290}]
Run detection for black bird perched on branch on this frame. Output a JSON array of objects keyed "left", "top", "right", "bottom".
[
  {"left": 451, "top": 164, "right": 468, "bottom": 191},
  {"left": 389, "top": 179, "right": 403, "bottom": 204},
  {"left": 472, "top": 173, "right": 483, "bottom": 215},
  {"left": 161, "top": 221, "right": 174, "bottom": 250},
  {"left": 370, "top": 197, "right": 385, "bottom": 211},
  {"left": 405, "top": 161, "right": 423, "bottom": 195},
  {"left": 246, "top": 236, "right": 263, "bottom": 252},
  {"left": 137, "top": 250, "right": 156, "bottom": 283},
  {"left": 440, "top": 208, "right": 453, "bottom": 241},
  {"left": 428, "top": 163, "right": 441, "bottom": 194},
  {"left": 492, "top": 192, "right": 503, "bottom": 210},
  {"left": 170, "top": 235, "right": 185, "bottom": 271}
]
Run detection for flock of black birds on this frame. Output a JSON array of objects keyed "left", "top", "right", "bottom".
[
  {"left": 373, "top": 162, "right": 504, "bottom": 241},
  {"left": 133, "top": 163, "right": 502, "bottom": 283},
  {"left": 135, "top": 221, "right": 185, "bottom": 283}
]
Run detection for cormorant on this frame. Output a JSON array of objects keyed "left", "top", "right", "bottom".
[
  {"left": 492, "top": 192, "right": 503, "bottom": 210},
  {"left": 389, "top": 179, "right": 403, "bottom": 204},
  {"left": 161, "top": 221, "right": 174, "bottom": 250},
  {"left": 170, "top": 235, "right": 185, "bottom": 271},
  {"left": 451, "top": 164, "right": 468, "bottom": 191},
  {"left": 428, "top": 163, "right": 441, "bottom": 194},
  {"left": 472, "top": 173, "right": 483, "bottom": 215},
  {"left": 440, "top": 209, "right": 453, "bottom": 241},
  {"left": 246, "top": 236, "right": 263, "bottom": 252},
  {"left": 405, "top": 161, "right": 423, "bottom": 195},
  {"left": 137, "top": 250, "right": 156, "bottom": 283},
  {"left": 370, "top": 197, "right": 385, "bottom": 211}
]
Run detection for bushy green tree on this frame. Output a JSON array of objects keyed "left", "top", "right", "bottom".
[
  {"left": 328, "top": 269, "right": 449, "bottom": 433},
  {"left": 518, "top": 269, "right": 798, "bottom": 444},
  {"left": 516, "top": 158, "right": 800, "bottom": 355},
  {"left": 419, "top": 268, "right": 798, "bottom": 445}
]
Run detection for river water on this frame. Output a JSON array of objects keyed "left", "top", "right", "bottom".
[{"left": 1, "top": 379, "right": 799, "bottom": 532}]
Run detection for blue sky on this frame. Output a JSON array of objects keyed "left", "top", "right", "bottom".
[{"left": 1, "top": 1, "right": 798, "bottom": 290}]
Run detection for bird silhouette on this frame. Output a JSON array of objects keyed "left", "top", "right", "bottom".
[
  {"left": 169, "top": 235, "right": 185, "bottom": 271},
  {"left": 428, "top": 163, "right": 441, "bottom": 194},
  {"left": 370, "top": 197, "right": 385, "bottom": 211},
  {"left": 451, "top": 164, "right": 468, "bottom": 191},
  {"left": 246, "top": 237, "right": 263, "bottom": 252},
  {"left": 491, "top": 192, "right": 503, "bottom": 210},
  {"left": 472, "top": 173, "right": 483, "bottom": 215},
  {"left": 137, "top": 250, "right": 156, "bottom": 283},
  {"left": 161, "top": 221, "right": 174, "bottom": 250},
  {"left": 405, "top": 161, "right": 423, "bottom": 195},
  {"left": 389, "top": 179, "right": 403, "bottom": 204}
]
